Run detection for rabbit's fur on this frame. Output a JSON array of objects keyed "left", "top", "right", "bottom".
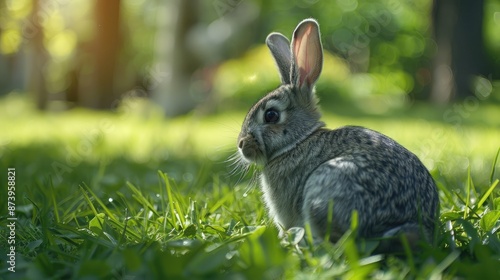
[{"left": 237, "top": 19, "right": 439, "bottom": 249}]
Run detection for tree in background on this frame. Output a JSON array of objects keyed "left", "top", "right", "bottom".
[
  {"left": 153, "top": 0, "right": 259, "bottom": 116},
  {"left": 154, "top": 0, "right": 202, "bottom": 117},
  {"left": 430, "top": 0, "right": 487, "bottom": 103},
  {"left": 0, "top": 0, "right": 498, "bottom": 113},
  {"left": 29, "top": 0, "right": 49, "bottom": 110},
  {"left": 90, "top": 0, "right": 121, "bottom": 109}
]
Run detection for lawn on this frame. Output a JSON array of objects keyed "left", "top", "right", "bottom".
[{"left": 0, "top": 94, "right": 499, "bottom": 279}]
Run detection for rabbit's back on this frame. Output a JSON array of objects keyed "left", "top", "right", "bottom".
[{"left": 263, "top": 126, "right": 439, "bottom": 242}]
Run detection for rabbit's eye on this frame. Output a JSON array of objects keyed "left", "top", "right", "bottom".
[{"left": 264, "top": 109, "right": 280, "bottom": 123}]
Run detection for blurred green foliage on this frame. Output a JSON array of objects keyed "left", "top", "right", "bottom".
[
  {"left": 213, "top": 0, "right": 430, "bottom": 106},
  {"left": 210, "top": 0, "right": 500, "bottom": 109},
  {"left": 1, "top": 0, "right": 499, "bottom": 106}
]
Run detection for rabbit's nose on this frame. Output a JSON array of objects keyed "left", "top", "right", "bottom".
[{"left": 238, "top": 139, "right": 244, "bottom": 149}]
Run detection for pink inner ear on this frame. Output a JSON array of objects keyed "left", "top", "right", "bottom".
[{"left": 293, "top": 24, "right": 316, "bottom": 87}]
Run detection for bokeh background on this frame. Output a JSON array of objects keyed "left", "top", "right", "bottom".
[{"left": 1, "top": 0, "right": 499, "bottom": 112}]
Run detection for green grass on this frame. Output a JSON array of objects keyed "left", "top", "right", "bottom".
[{"left": 0, "top": 94, "right": 499, "bottom": 279}]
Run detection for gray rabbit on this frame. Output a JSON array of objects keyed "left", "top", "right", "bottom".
[{"left": 237, "top": 19, "right": 439, "bottom": 250}]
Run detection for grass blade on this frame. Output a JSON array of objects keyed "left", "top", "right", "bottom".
[
  {"left": 476, "top": 179, "right": 499, "bottom": 210},
  {"left": 429, "top": 250, "right": 460, "bottom": 280},
  {"left": 159, "top": 171, "right": 186, "bottom": 230},
  {"left": 126, "top": 181, "right": 159, "bottom": 216},
  {"left": 80, "top": 183, "right": 119, "bottom": 224},
  {"left": 490, "top": 147, "right": 500, "bottom": 185}
]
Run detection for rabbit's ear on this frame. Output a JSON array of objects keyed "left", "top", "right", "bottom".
[
  {"left": 266, "top": 32, "right": 292, "bottom": 84},
  {"left": 291, "top": 19, "right": 323, "bottom": 93}
]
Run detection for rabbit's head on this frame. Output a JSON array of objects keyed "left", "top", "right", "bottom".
[{"left": 238, "top": 19, "right": 325, "bottom": 165}]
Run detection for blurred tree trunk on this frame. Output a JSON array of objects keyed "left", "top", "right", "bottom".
[
  {"left": 430, "top": 0, "right": 486, "bottom": 104},
  {"left": 153, "top": 0, "right": 259, "bottom": 116},
  {"left": 88, "top": 0, "right": 121, "bottom": 109},
  {"left": 29, "top": 0, "right": 49, "bottom": 110},
  {"left": 66, "top": 66, "right": 80, "bottom": 106},
  {"left": 154, "top": 0, "right": 202, "bottom": 117}
]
